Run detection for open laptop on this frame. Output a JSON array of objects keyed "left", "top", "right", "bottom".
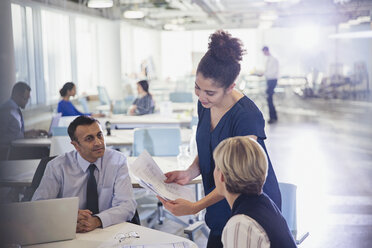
[{"left": 0, "top": 197, "right": 79, "bottom": 246}]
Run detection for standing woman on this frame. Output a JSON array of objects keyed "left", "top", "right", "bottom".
[
  {"left": 129, "top": 80, "right": 155, "bottom": 115},
  {"left": 159, "top": 30, "right": 281, "bottom": 248}
]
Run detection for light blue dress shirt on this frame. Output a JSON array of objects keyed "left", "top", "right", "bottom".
[{"left": 32, "top": 148, "right": 137, "bottom": 228}]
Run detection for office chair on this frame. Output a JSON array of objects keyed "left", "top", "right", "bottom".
[
  {"left": 279, "top": 182, "right": 309, "bottom": 245},
  {"left": 169, "top": 92, "right": 193, "bottom": 103},
  {"left": 21, "top": 155, "right": 141, "bottom": 225},
  {"left": 132, "top": 127, "right": 181, "bottom": 157},
  {"left": 132, "top": 127, "right": 192, "bottom": 228},
  {"left": 22, "top": 156, "right": 57, "bottom": 201}
]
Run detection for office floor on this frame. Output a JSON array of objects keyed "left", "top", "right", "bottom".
[{"left": 147, "top": 90, "right": 372, "bottom": 248}]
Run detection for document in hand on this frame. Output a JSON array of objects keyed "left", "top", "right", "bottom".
[{"left": 129, "top": 150, "right": 195, "bottom": 202}]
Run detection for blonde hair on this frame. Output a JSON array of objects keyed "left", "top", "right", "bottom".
[{"left": 213, "top": 136, "right": 268, "bottom": 195}]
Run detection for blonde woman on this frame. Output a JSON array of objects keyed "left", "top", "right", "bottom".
[{"left": 213, "top": 136, "right": 297, "bottom": 248}]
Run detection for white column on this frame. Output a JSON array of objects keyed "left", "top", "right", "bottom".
[{"left": 0, "top": 0, "right": 16, "bottom": 103}]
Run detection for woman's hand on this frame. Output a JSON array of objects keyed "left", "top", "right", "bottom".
[
  {"left": 164, "top": 170, "right": 192, "bottom": 185},
  {"left": 157, "top": 197, "right": 198, "bottom": 216}
]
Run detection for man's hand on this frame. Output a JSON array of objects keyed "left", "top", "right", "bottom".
[
  {"left": 76, "top": 209, "right": 102, "bottom": 233},
  {"left": 25, "top": 129, "right": 48, "bottom": 138}
]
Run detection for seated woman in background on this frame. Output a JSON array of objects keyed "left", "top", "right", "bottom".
[
  {"left": 58, "top": 82, "right": 103, "bottom": 117},
  {"left": 129, "top": 80, "right": 155, "bottom": 115},
  {"left": 213, "top": 136, "right": 297, "bottom": 248}
]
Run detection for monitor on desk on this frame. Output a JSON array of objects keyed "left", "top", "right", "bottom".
[
  {"left": 0, "top": 197, "right": 78, "bottom": 246},
  {"left": 48, "top": 113, "right": 62, "bottom": 137}
]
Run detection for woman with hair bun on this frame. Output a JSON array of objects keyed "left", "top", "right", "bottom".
[
  {"left": 58, "top": 82, "right": 103, "bottom": 117},
  {"left": 159, "top": 30, "right": 281, "bottom": 248}
]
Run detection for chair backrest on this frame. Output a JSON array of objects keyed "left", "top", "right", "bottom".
[
  {"left": 78, "top": 97, "right": 89, "bottom": 113},
  {"left": 50, "top": 126, "right": 68, "bottom": 137},
  {"left": 50, "top": 136, "right": 74, "bottom": 156},
  {"left": 279, "top": 182, "right": 297, "bottom": 237},
  {"left": 132, "top": 128, "right": 181, "bottom": 156},
  {"left": 22, "top": 156, "right": 57, "bottom": 201},
  {"left": 97, "top": 86, "right": 111, "bottom": 105},
  {"left": 169, "top": 92, "right": 193, "bottom": 103}
]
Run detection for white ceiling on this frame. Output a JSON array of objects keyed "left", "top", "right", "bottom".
[{"left": 41, "top": 0, "right": 372, "bottom": 30}]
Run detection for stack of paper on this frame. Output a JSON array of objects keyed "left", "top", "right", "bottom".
[{"left": 129, "top": 150, "right": 195, "bottom": 202}]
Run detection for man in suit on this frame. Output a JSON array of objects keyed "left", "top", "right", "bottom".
[
  {"left": 32, "top": 116, "right": 137, "bottom": 232},
  {"left": 0, "top": 82, "right": 47, "bottom": 159}
]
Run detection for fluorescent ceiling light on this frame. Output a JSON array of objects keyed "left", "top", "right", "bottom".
[
  {"left": 329, "top": 30, "right": 372, "bottom": 39},
  {"left": 258, "top": 21, "right": 273, "bottom": 29},
  {"left": 163, "top": 24, "right": 185, "bottom": 31},
  {"left": 87, "top": 0, "right": 113, "bottom": 8},
  {"left": 123, "top": 10, "right": 145, "bottom": 19}
]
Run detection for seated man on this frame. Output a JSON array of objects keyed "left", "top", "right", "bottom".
[
  {"left": 0, "top": 82, "right": 47, "bottom": 145},
  {"left": 32, "top": 116, "right": 137, "bottom": 233},
  {"left": 213, "top": 136, "right": 297, "bottom": 248}
]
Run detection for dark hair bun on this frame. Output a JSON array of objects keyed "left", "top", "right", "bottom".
[{"left": 208, "top": 30, "right": 245, "bottom": 64}]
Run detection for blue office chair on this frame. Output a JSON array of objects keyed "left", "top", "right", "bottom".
[
  {"left": 50, "top": 126, "right": 68, "bottom": 136},
  {"left": 132, "top": 127, "right": 190, "bottom": 228},
  {"left": 132, "top": 128, "right": 181, "bottom": 156},
  {"left": 169, "top": 92, "right": 193, "bottom": 103},
  {"left": 279, "top": 182, "right": 309, "bottom": 245}
]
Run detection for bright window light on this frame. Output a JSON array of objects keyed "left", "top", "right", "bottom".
[
  {"left": 294, "top": 26, "right": 320, "bottom": 49},
  {"left": 123, "top": 10, "right": 145, "bottom": 19},
  {"left": 87, "top": 0, "right": 113, "bottom": 8}
]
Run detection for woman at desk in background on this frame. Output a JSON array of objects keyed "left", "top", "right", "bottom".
[
  {"left": 159, "top": 30, "right": 281, "bottom": 248},
  {"left": 58, "top": 82, "right": 103, "bottom": 117},
  {"left": 128, "top": 80, "right": 155, "bottom": 115}
]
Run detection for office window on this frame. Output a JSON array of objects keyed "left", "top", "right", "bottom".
[
  {"left": 41, "top": 9, "right": 72, "bottom": 103},
  {"left": 75, "top": 17, "right": 99, "bottom": 95},
  {"left": 11, "top": 4, "right": 38, "bottom": 105}
]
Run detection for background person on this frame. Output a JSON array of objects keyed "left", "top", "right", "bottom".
[
  {"left": 262, "top": 46, "right": 279, "bottom": 124},
  {"left": 32, "top": 116, "right": 137, "bottom": 233},
  {"left": 213, "top": 136, "right": 297, "bottom": 248},
  {"left": 0, "top": 82, "right": 47, "bottom": 146},
  {"left": 158, "top": 30, "right": 281, "bottom": 248},
  {"left": 128, "top": 80, "right": 155, "bottom": 115},
  {"left": 58, "top": 82, "right": 104, "bottom": 117}
]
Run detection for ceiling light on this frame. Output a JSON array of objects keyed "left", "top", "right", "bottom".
[
  {"left": 87, "top": 0, "right": 113, "bottom": 8},
  {"left": 258, "top": 21, "right": 273, "bottom": 29},
  {"left": 123, "top": 10, "right": 145, "bottom": 19},
  {"left": 163, "top": 24, "right": 185, "bottom": 31}
]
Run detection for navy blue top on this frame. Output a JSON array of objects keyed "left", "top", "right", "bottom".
[
  {"left": 57, "top": 100, "right": 90, "bottom": 117},
  {"left": 196, "top": 96, "right": 281, "bottom": 235},
  {"left": 232, "top": 193, "right": 297, "bottom": 248}
]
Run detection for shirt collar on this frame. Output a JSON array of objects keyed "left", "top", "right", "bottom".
[
  {"left": 9, "top": 99, "right": 20, "bottom": 110},
  {"left": 77, "top": 152, "right": 102, "bottom": 173}
]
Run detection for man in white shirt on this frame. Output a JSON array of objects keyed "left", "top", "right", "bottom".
[
  {"left": 32, "top": 115, "right": 137, "bottom": 233},
  {"left": 262, "top": 46, "right": 279, "bottom": 124},
  {"left": 213, "top": 136, "right": 297, "bottom": 248}
]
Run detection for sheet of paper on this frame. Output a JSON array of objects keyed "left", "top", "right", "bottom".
[
  {"left": 121, "top": 242, "right": 190, "bottom": 248},
  {"left": 129, "top": 150, "right": 195, "bottom": 202}
]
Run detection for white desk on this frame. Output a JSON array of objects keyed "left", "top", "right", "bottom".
[
  {"left": 108, "top": 113, "right": 192, "bottom": 129},
  {"left": 25, "top": 222, "right": 197, "bottom": 248},
  {"left": 11, "top": 129, "right": 193, "bottom": 149}
]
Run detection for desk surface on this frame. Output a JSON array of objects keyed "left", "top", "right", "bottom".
[
  {"left": 108, "top": 113, "right": 192, "bottom": 129},
  {"left": 11, "top": 129, "right": 193, "bottom": 148},
  {"left": 25, "top": 222, "right": 197, "bottom": 248},
  {"left": 0, "top": 157, "right": 201, "bottom": 188}
]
